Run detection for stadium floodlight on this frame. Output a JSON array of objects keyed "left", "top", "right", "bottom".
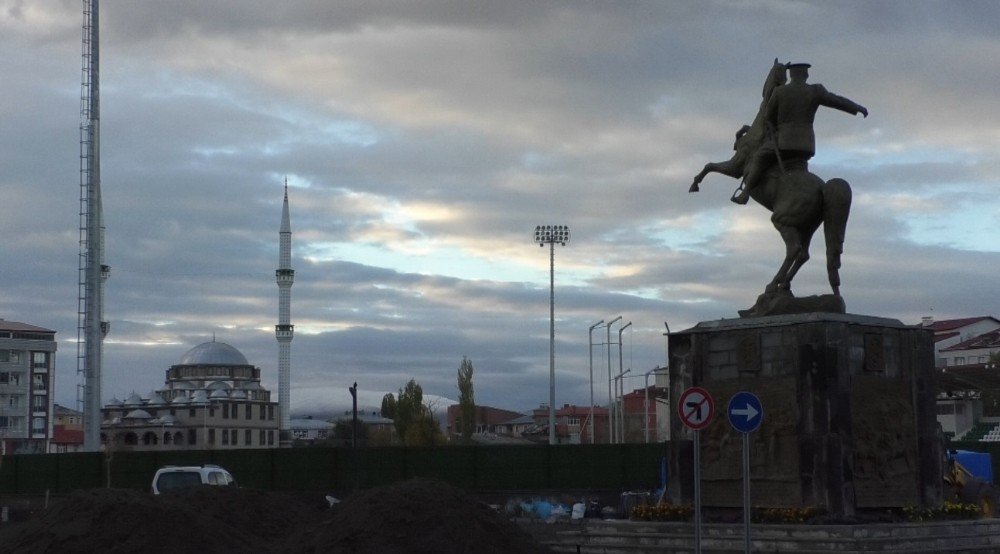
[{"left": 534, "top": 225, "right": 570, "bottom": 445}]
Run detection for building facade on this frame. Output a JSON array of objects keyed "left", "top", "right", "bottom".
[
  {"left": 101, "top": 340, "right": 279, "bottom": 451},
  {"left": 51, "top": 403, "right": 85, "bottom": 453},
  {"left": 0, "top": 320, "right": 57, "bottom": 455}
]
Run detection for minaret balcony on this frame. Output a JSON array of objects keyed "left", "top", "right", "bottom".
[
  {"left": 275, "top": 268, "right": 295, "bottom": 284},
  {"left": 275, "top": 324, "right": 294, "bottom": 340}
]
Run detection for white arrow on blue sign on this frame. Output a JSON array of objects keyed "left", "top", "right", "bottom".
[{"left": 727, "top": 391, "right": 763, "bottom": 433}]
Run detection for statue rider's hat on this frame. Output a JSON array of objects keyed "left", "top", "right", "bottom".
[{"left": 786, "top": 62, "right": 811, "bottom": 70}]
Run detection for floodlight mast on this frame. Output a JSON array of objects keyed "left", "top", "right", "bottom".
[
  {"left": 534, "top": 225, "right": 570, "bottom": 445},
  {"left": 79, "top": 0, "right": 109, "bottom": 452}
]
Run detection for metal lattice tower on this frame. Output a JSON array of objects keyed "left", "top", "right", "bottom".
[
  {"left": 275, "top": 179, "right": 294, "bottom": 445},
  {"left": 77, "top": 0, "right": 109, "bottom": 452}
]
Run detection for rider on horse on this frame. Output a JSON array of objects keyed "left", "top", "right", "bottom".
[{"left": 735, "top": 63, "right": 868, "bottom": 205}]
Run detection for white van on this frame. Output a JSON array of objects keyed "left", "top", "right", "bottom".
[{"left": 151, "top": 464, "right": 235, "bottom": 495}]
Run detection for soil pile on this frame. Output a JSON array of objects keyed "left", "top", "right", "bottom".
[
  {"left": 0, "top": 479, "right": 551, "bottom": 553},
  {"left": 292, "top": 478, "right": 551, "bottom": 553}
]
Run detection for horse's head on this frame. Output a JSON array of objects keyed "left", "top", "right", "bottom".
[{"left": 762, "top": 58, "right": 787, "bottom": 99}]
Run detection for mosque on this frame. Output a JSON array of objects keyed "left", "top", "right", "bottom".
[{"left": 100, "top": 185, "right": 294, "bottom": 451}]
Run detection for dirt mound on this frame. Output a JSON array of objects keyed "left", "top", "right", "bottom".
[
  {"left": 0, "top": 487, "right": 325, "bottom": 554},
  {"left": 292, "top": 478, "right": 551, "bottom": 554},
  {"left": 0, "top": 480, "right": 550, "bottom": 553}
]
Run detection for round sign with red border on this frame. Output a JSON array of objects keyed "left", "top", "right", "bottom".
[{"left": 678, "top": 386, "right": 714, "bottom": 430}]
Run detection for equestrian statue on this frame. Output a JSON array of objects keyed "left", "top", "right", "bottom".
[{"left": 690, "top": 59, "right": 868, "bottom": 317}]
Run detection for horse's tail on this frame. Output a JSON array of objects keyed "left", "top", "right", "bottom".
[{"left": 822, "top": 178, "right": 852, "bottom": 293}]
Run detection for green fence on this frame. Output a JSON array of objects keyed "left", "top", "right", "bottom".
[{"left": 0, "top": 443, "right": 668, "bottom": 494}]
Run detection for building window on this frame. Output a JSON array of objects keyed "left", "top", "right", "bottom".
[
  {"left": 209, "top": 407, "right": 216, "bottom": 418},
  {"left": 222, "top": 429, "right": 229, "bottom": 445},
  {"left": 245, "top": 429, "right": 252, "bottom": 445},
  {"left": 956, "top": 357, "right": 966, "bottom": 365},
  {"left": 267, "top": 430, "right": 274, "bottom": 445},
  {"left": 31, "top": 351, "right": 48, "bottom": 369},
  {"left": 0, "top": 350, "right": 21, "bottom": 363},
  {"left": 0, "top": 372, "right": 7, "bottom": 384},
  {"left": 208, "top": 429, "right": 216, "bottom": 445},
  {"left": 259, "top": 405, "right": 265, "bottom": 420},
  {"left": 245, "top": 404, "right": 252, "bottom": 420},
  {"left": 189, "top": 408, "right": 196, "bottom": 418},
  {"left": 31, "top": 417, "right": 46, "bottom": 434},
  {"left": 32, "top": 395, "right": 46, "bottom": 410},
  {"left": 187, "top": 429, "right": 196, "bottom": 445},
  {"left": 223, "top": 404, "right": 229, "bottom": 419},
  {"left": 268, "top": 405, "right": 275, "bottom": 420},
  {"left": 259, "top": 429, "right": 265, "bottom": 444}
]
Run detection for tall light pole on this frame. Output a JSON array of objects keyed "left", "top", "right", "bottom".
[
  {"left": 535, "top": 225, "right": 570, "bottom": 445},
  {"left": 588, "top": 320, "right": 604, "bottom": 445},
  {"left": 605, "top": 316, "right": 621, "bottom": 443},
  {"left": 618, "top": 321, "right": 632, "bottom": 443},
  {"left": 644, "top": 367, "right": 669, "bottom": 443}
]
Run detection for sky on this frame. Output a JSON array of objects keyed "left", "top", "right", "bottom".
[{"left": 2, "top": 1, "right": 999, "bottom": 416}]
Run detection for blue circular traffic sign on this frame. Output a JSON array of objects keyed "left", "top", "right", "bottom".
[{"left": 727, "top": 391, "right": 763, "bottom": 433}]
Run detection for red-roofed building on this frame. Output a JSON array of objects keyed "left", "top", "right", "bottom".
[
  {"left": 920, "top": 316, "right": 1000, "bottom": 367},
  {"left": 445, "top": 404, "right": 534, "bottom": 442},
  {"left": 50, "top": 403, "right": 85, "bottom": 453},
  {"left": 529, "top": 403, "right": 611, "bottom": 444}
]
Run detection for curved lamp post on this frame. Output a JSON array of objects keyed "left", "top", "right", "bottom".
[
  {"left": 534, "top": 225, "right": 569, "bottom": 445},
  {"left": 588, "top": 319, "right": 604, "bottom": 444}
]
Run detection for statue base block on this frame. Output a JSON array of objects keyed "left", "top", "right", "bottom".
[
  {"left": 668, "top": 313, "right": 942, "bottom": 518},
  {"left": 740, "top": 291, "right": 846, "bottom": 318}
]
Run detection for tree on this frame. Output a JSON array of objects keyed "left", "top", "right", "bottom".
[
  {"left": 380, "top": 393, "right": 397, "bottom": 419},
  {"left": 394, "top": 379, "right": 424, "bottom": 441},
  {"left": 457, "top": 357, "right": 476, "bottom": 442},
  {"left": 393, "top": 379, "right": 444, "bottom": 446}
]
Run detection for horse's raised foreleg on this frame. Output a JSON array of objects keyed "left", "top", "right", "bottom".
[{"left": 690, "top": 160, "right": 743, "bottom": 193}]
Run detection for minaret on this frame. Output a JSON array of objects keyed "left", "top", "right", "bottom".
[{"left": 275, "top": 179, "right": 294, "bottom": 446}]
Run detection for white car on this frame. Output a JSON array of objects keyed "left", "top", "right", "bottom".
[{"left": 151, "top": 464, "right": 236, "bottom": 495}]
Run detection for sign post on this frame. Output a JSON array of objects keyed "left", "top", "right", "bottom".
[
  {"left": 727, "top": 391, "right": 763, "bottom": 554},
  {"left": 679, "top": 386, "right": 714, "bottom": 554}
]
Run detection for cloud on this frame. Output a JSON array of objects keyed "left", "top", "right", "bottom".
[{"left": 2, "top": 1, "right": 998, "bottom": 418}]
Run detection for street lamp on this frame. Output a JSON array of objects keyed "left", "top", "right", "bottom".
[
  {"left": 612, "top": 368, "right": 632, "bottom": 443},
  {"left": 588, "top": 320, "right": 604, "bottom": 445},
  {"left": 644, "top": 367, "right": 669, "bottom": 443},
  {"left": 605, "top": 316, "right": 621, "bottom": 443},
  {"left": 534, "top": 225, "right": 570, "bottom": 446},
  {"left": 618, "top": 321, "right": 632, "bottom": 443}
]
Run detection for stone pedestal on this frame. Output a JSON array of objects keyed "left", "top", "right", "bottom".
[{"left": 667, "top": 313, "right": 942, "bottom": 517}]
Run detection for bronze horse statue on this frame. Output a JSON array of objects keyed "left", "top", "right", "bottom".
[{"left": 690, "top": 60, "right": 854, "bottom": 316}]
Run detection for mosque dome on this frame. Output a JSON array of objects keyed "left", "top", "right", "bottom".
[{"left": 177, "top": 341, "right": 249, "bottom": 366}]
